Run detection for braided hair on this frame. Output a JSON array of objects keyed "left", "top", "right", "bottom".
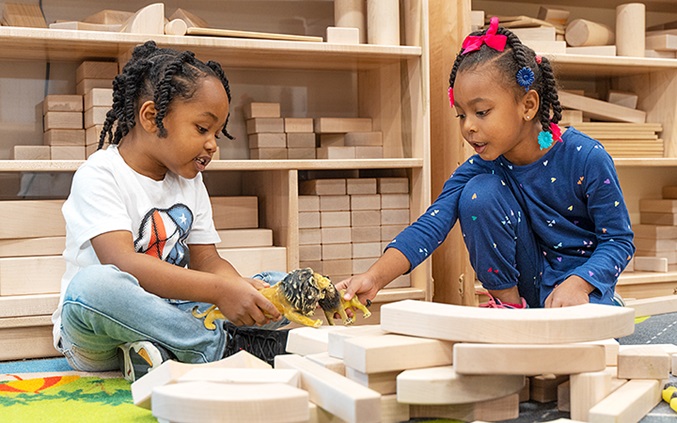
[
  {"left": 448, "top": 25, "right": 562, "bottom": 140},
  {"left": 99, "top": 40, "right": 234, "bottom": 149}
]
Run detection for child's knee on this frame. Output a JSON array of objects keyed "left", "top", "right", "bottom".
[{"left": 459, "top": 174, "right": 508, "bottom": 219}]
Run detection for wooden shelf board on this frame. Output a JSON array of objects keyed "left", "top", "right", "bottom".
[
  {"left": 373, "top": 287, "right": 426, "bottom": 304},
  {"left": 550, "top": 54, "right": 677, "bottom": 78},
  {"left": 500, "top": 0, "right": 677, "bottom": 13},
  {"left": 619, "top": 268, "right": 677, "bottom": 285},
  {"left": 0, "top": 158, "right": 424, "bottom": 172},
  {"left": 614, "top": 158, "right": 677, "bottom": 167},
  {"left": 0, "top": 27, "right": 421, "bottom": 71}
]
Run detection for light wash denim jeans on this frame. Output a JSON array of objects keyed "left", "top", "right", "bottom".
[{"left": 58, "top": 264, "right": 288, "bottom": 372}]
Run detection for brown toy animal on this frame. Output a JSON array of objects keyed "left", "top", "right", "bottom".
[
  {"left": 318, "top": 282, "right": 371, "bottom": 325},
  {"left": 192, "top": 268, "right": 334, "bottom": 329}
]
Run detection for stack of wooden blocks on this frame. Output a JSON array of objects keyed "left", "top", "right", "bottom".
[
  {"left": 131, "top": 296, "right": 677, "bottom": 422},
  {"left": 245, "top": 102, "right": 316, "bottom": 160},
  {"left": 78, "top": 61, "right": 117, "bottom": 157},
  {"left": 315, "top": 117, "right": 383, "bottom": 159},
  {"left": 298, "top": 177, "right": 410, "bottom": 287},
  {"left": 629, "top": 185, "right": 677, "bottom": 273}
]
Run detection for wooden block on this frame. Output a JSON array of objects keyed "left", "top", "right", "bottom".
[
  {"left": 511, "top": 26, "right": 557, "bottom": 41},
  {"left": 43, "top": 111, "right": 82, "bottom": 130},
  {"left": 640, "top": 199, "right": 677, "bottom": 213},
  {"left": 523, "top": 40, "right": 567, "bottom": 54},
  {"left": 49, "top": 21, "right": 122, "bottom": 32},
  {"left": 473, "top": 393, "right": 520, "bottom": 422},
  {"left": 380, "top": 394, "right": 410, "bottom": 423},
  {"left": 44, "top": 129, "right": 86, "bottom": 146},
  {"left": 538, "top": 6, "right": 570, "bottom": 26},
  {"left": 343, "top": 333, "right": 453, "bottom": 373},
  {"left": 321, "top": 259, "right": 352, "bottom": 277},
  {"left": 321, "top": 226, "right": 351, "bottom": 244},
  {"left": 565, "top": 19, "right": 615, "bottom": 47},
  {"left": 210, "top": 196, "right": 258, "bottom": 229},
  {"left": 76, "top": 61, "right": 118, "bottom": 83},
  {"left": 355, "top": 146, "right": 383, "bottom": 158},
  {"left": 352, "top": 226, "right": 381, "bottom": 243},
  {"left": 347, "top": 178, "right": 377, "bottom": 195},
  {"left": 377, "top": 177, "right": 409, "bottom": 194},
  {"left": 558, "top": 380, "right": 570, "bottom": 412},
  {"left": 566, "top": 45, "right": 617, "bottom": 56},
  {"left": 608, "top": 90, "right": 638, "bottom": 109},
  {"left": 214, "top": 228, "right": 273, "bottom": 249},
  {"left": 216, "top": 247, "right": 286, "bottom": 277},
  {"left": 12, "top": 145, "right": 50, "bottom": 160},
  {"left": 645, "top": 34, "right": 677, "bottom": 51},
  {"left": 178, "top": 367, "right": 299, "bottom": 387},
  {"left": 0, "top": 256, "right": 63, "bottom": 295},
  {"left": 635, "top": 250, "right": 677, "bottom": 264},
  {"left": 366, "top": 0, "right": 400, "bottom": 46},
  {"left": 380, "top": 300, "right": 635, "bottom": 344},
  {"left": 286, "top": 132, "right": 316, "bottom": 148},
  {"left": 43, "top": 95, "right": 83, "bottom": 113},
  {"left": 317, "top": 146, "right": 356, "bottom": 159},
  {"left": 119, "top": 3, "right": 164, "bottom": 35},
  {"left": 351, "top": 210, "right": 381, "bottom": 227},
  {"left": 396, "top": 365, "right": 524, "bottom": 404},
  {"left": 287, "top": 148, "right": 315, "bottom": 159},
  {"left": 0, "top": 200, "right": 65, "bottom": 239},
  {"left": 274, "top": 354, "right": 381, "bottom": 423},
  {"left": 454, "top": 343, "right": 606, "bottom": 376},
  {"left": 84, "top": 88, "right": 113, "bottom": 109},
  {"left": 326, "top": 26, "right": 360, "bottom": 44},
  {"left": 314, "top": 118, "right": 372, "bottom": 133},
  {"left": 250, "top": 148, "right": 287, "bottom": 160},
  {"left": 633, "top": 237, "right": 677, "bottom": 252},
  {"left": 299, "top": 195, "right": 320, "bottom": 212},
  {"left": 51, "top": 146, "right": 86, "bottom": 160},
  {"left": 558, "top": 91, "right": 646, "bottom": 123},
  {"left": 353, "top": 257, "right": 376, "bottom": 274},
  {"left": 133, "top": 351, "right": 271, "bottom": 409},
  {"left": 663, "top": 186, "right": 677, "bottom": 199},
  {"left": 76, "top": 79, "right": 112, "bottom": 95},
  {"left": 322, "top": 243, "right": 352, "bottom": 260},
  {"left": 0, "top": 235, "right": 65, "bottom": 258},
  {"left": 645, "top": 49, "right": 676, "bottom": 58},
  {"left": 321, "top": 211, "right": 351, "bottom": 227},
  {"left": 381, "top": 225, "right": 405, "bottom": 242},
  {"left": 381, "top": 194, "right": 409, "bottom": 209},
  {"left": 626, "top": 295, "right": 677, "bottom": 317},
  {"left": 327, "top": 325, "right": 385, "bottom": 359},
  {"left": 409, "top": 403, "right": 474, "bottom": 421},
  {"left": 530, "top": 374, "right": 569, "bottom": 403},
  {"left": 283, "top": 117, "right": 313, "bottom": 133},
  {"left": 246, "top": 118, "right": 284, "bottom": 134},
  {"left": 345, "top": 367, "right": 398, "bottom": 394},
  {"left": 616, "top": 3, "right": 645, "bottom": 57},
  {"left": 299, "top": 228, "right": 322, "bottom": 245},
  {"left": 352, "top": 242, "right": 381, "bottom": 259},
  {"left": 587, "top": 379, "right": 660, "bottom": 423},
  {"left": 319, "top": 133, "right": 345, "bottom": 147},
  {"left": 350, "top": 194, "right": 380, "bottom": 210},
  {"left": 84, "top": 9, "right": 134, "bottom": 25},
  {"left": 2, "top": 3, "right": 47, "bottom": 28},
  {"left": 300, "top": 179, "right": 347, "bottom": 196},
  {"left": 381, "top": 209, "right": 409, "bottom": 225},
  {"left": 164, "top": 19, "right": 188, "bottom": 36},
  {"left": 299, "top": 244, "right": 321, "bottom": 261},
  {"left": 243, "top": 102, "right": 280, "bottom": 119},
  {"left": 320, "top": 195, "right": 351, "bottom": 212},
  {"left": 617, "top": 345, "right": 671, "bottom": 379},
  {"left": 633, "top": 256, "right": 669, "bottom": 272},
  {"left": 0, "top": 293, "right": 59, "bottom": 318},
  {"left": 84, "top": 106, "right": 109, "bottom": 128},
  {"left": 86, "top": 125, "right": 104, "bottom": 146},
  {"left": 0, "top": 326, "right": 58, "bottom": 361},
  {"left": 299, "top": 212, "right": 321, "bottom": 229},
  {"left": 169, "top": 8, "right": 209, "bottom": 29},
  {"left": 305, "top": 352, "right": 345, "bottom": 375},
  {"left": 344, "top": 132, "right": 382, "bottom": 147},
  {"left": 581, "top": 339, "right": 620, "bottom": 366},
  {"left": 570, "top": 369, "right": 615, "bottom": 421},
  {"left": 248, "top": 133, "right": 286, "bottom": 149}
]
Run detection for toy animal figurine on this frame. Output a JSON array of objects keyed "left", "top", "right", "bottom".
[
  {"left": 318, "top": 281, "right": 371, "bottom": 325},
  {"left": 192, "top": 268, "right": 334, "bottom": 329}
]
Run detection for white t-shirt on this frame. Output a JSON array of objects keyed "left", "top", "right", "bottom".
[{"left": 52, "top": 145, "right": 220, "bottom": 347}]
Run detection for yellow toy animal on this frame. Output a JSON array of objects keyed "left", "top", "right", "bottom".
[
  {"left": 318, "top": 281, "right": 371, "bottom": 325},
  {"left": 192, "top": 268, "right": 335, "bottom": 329}
]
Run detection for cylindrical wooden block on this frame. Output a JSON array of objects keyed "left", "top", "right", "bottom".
[
  {"left": 164, "top": 18, "right": 187, "bottom": 36},
  {"left": 403, "top": 0, "right": 422, "bottom": 47},
  {"left": 367, "top": 0, "right": 400, "bottom": 46},
  {"left": 616, "top": 3, "right": 645, "bottom": 57},
  {"left": 565, "top": 19, "right": 615, "bottom": 47},
  {"left": 334, "top": 0, "right": 366, "bottom": 43}
]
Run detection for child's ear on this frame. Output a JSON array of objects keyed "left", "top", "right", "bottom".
[
  {"left": 138, "top": 100, "right": 158, "bottom": 133},
  {"left": 522, "top": 89, "right": 540, "bottom": 121}
]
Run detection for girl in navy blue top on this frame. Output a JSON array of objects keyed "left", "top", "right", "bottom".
[{"left": 336, "top": 18, "right": 634, "bottom": 309}]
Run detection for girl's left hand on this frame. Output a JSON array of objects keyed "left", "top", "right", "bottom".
[
  {"left": 244, "top": 277, "right": 270, "bottom": 291},
  {"left": 544, "top": 275, "right": 593, "bottom": 308}
]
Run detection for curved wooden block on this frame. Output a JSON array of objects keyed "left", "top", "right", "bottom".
[
  {"left": 152, "top": 382, "right": 309, "bottom": 423},
  {"left": 380, "top": 300, "right": 635, "bottom": 344},
  {"left": 396, "top": 365, "right": 525, "bottom": 404},
  {"left": 120, "top": 3, "right": 164, "bottom": 35}
]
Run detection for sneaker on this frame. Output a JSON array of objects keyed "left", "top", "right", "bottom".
[
  {"left": 223, "top": 322, "right": 290, "bottom": 366},
  {"left": 477, "top": 291, "right": 527, "bottom": 309},
  {"left": 612, "top": 291, "right": 626, "bottom": 307},
  {"left": 117, "top": 341, "right": 173, "bottom": 382}
]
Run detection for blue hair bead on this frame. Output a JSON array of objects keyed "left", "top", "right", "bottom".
[
  {"left": 516, "top": 67, "right": 535, "bottom": 91},
  {"left": 538, "top": 130, "right": 554, "bottom": 150}
]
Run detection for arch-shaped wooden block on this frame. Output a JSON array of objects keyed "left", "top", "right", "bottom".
[
  {"left": 380, "top": 300, "right": 634, "bottom": 344},
  {"left": 152, "top": 382, "right": 309, "bottom": 423},
  {"left": 396, "top": 366, "right": 525, "bottom": 404}
]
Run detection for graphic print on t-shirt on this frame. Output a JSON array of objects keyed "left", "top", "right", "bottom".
[{"left": 134, "top": 204, "right": 193, "bottom": 267}]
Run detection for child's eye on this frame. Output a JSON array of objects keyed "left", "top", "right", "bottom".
[
  {"left": 455, "top": 113, "right": 465, "bottom": 119},
  {"left": 476, "top": 110, "right": 489, "bottom": 117},
  {"left": 197, "top": 125, "right": 208, "bottom": 134}
]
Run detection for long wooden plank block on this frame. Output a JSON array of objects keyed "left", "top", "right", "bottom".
[
  {"left": 380, "top": 300, "right": 635, "bottom": 344},
  {"left": 210, "top": 196, "right": 259, "bottom": 229},
  {"left": 177, "top": 368, "right": 299, "bottom": 387},
  {"left": 626, "top": 295, "right": 677, "bottom": 317},
  {"left": 187, "top": 26, "right": 323, "bottom": 42},
  {"left": 274, "top": 354, "right": 381, "bottom": 423},
  {"left": 216, "top": 247, "right": 286, "bottom": 277},
  {"left": 0, "top": 256, "right": 64, "bottom": 295},
  {"left": 343, "top": 333, "right": 454, "bottom": 373},
  {"left": 0, "top": 325, "right": 59, "bottom": 360},
  {"left": 396, "top": 365, "right": 524, "bottom": 405},
  {"left": 0, "top": 293, "right": 59, "bottom": 318},
  {"left": 214, "top": 229, "right": 273, "bottom": 249},
  {"left": 0, "top": 200, "right": 65, "bottom": 239},
  {"left": 152, "top": 382, "right": 310, "bottom": 423},
  {"left": 570, "top": 368, "right": 616, "bottom": 422},
  {"left": 558, "top": 91, "right": 646, "bottom": 123},
  {"left": 286, "top": 326, "right": 347, "bottom": 356},
  {"left": 453, "top": 343, "right": 606, "bottom": 375},
  {"left": 0, "top": 236, "right": 65, "bottom": 257},
  {"left": 587, "top": 379, "right": 660, "bottom": 423},
  {"left": 327, "top": 324, "right": 385, "bottom": 359}
]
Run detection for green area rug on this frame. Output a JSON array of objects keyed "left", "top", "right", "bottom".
[{"left": 0, "top": 375, "right": 154, "bottom": 423}]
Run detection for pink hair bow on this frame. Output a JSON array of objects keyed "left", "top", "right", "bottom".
[{"left": 461, "top": 17, "right": 507, "bottom": 55}]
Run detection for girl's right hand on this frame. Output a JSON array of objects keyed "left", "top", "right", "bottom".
[
  {"left": 335, "top": 273, "right": 380, "bottom": 305},
  {"left": 216, "top": 277, "right": 281, "bottom": 326}
]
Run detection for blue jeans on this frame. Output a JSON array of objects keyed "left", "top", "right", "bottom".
[{"left": 58, "top": 264, "right": 288, "bottom": 372}]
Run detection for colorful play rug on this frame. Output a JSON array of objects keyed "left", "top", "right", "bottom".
[{"left": 0, "top": 374, "right": 154, "bottom": 422}]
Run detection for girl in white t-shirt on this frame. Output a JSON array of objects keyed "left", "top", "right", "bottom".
[{"left": 53, "top": 41, "right": 286, "bottom": 382}]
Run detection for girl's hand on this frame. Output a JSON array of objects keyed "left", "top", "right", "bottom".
[
  {"left": 216, "top": 277, "right": 280, "bottom": 326},
  {"left": 544, "top": 275, "right": 593, "bottom": 308},
  {"left": 335, "top": 273, "right": 380, "bottom": 305}
]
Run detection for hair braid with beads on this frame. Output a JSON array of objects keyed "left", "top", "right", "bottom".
[
  {"left": 99, "top": 41, "right": 234, "bottom": 149},
  {"left": 448, "top": 26, "right": 562, "bottom": 140}
]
